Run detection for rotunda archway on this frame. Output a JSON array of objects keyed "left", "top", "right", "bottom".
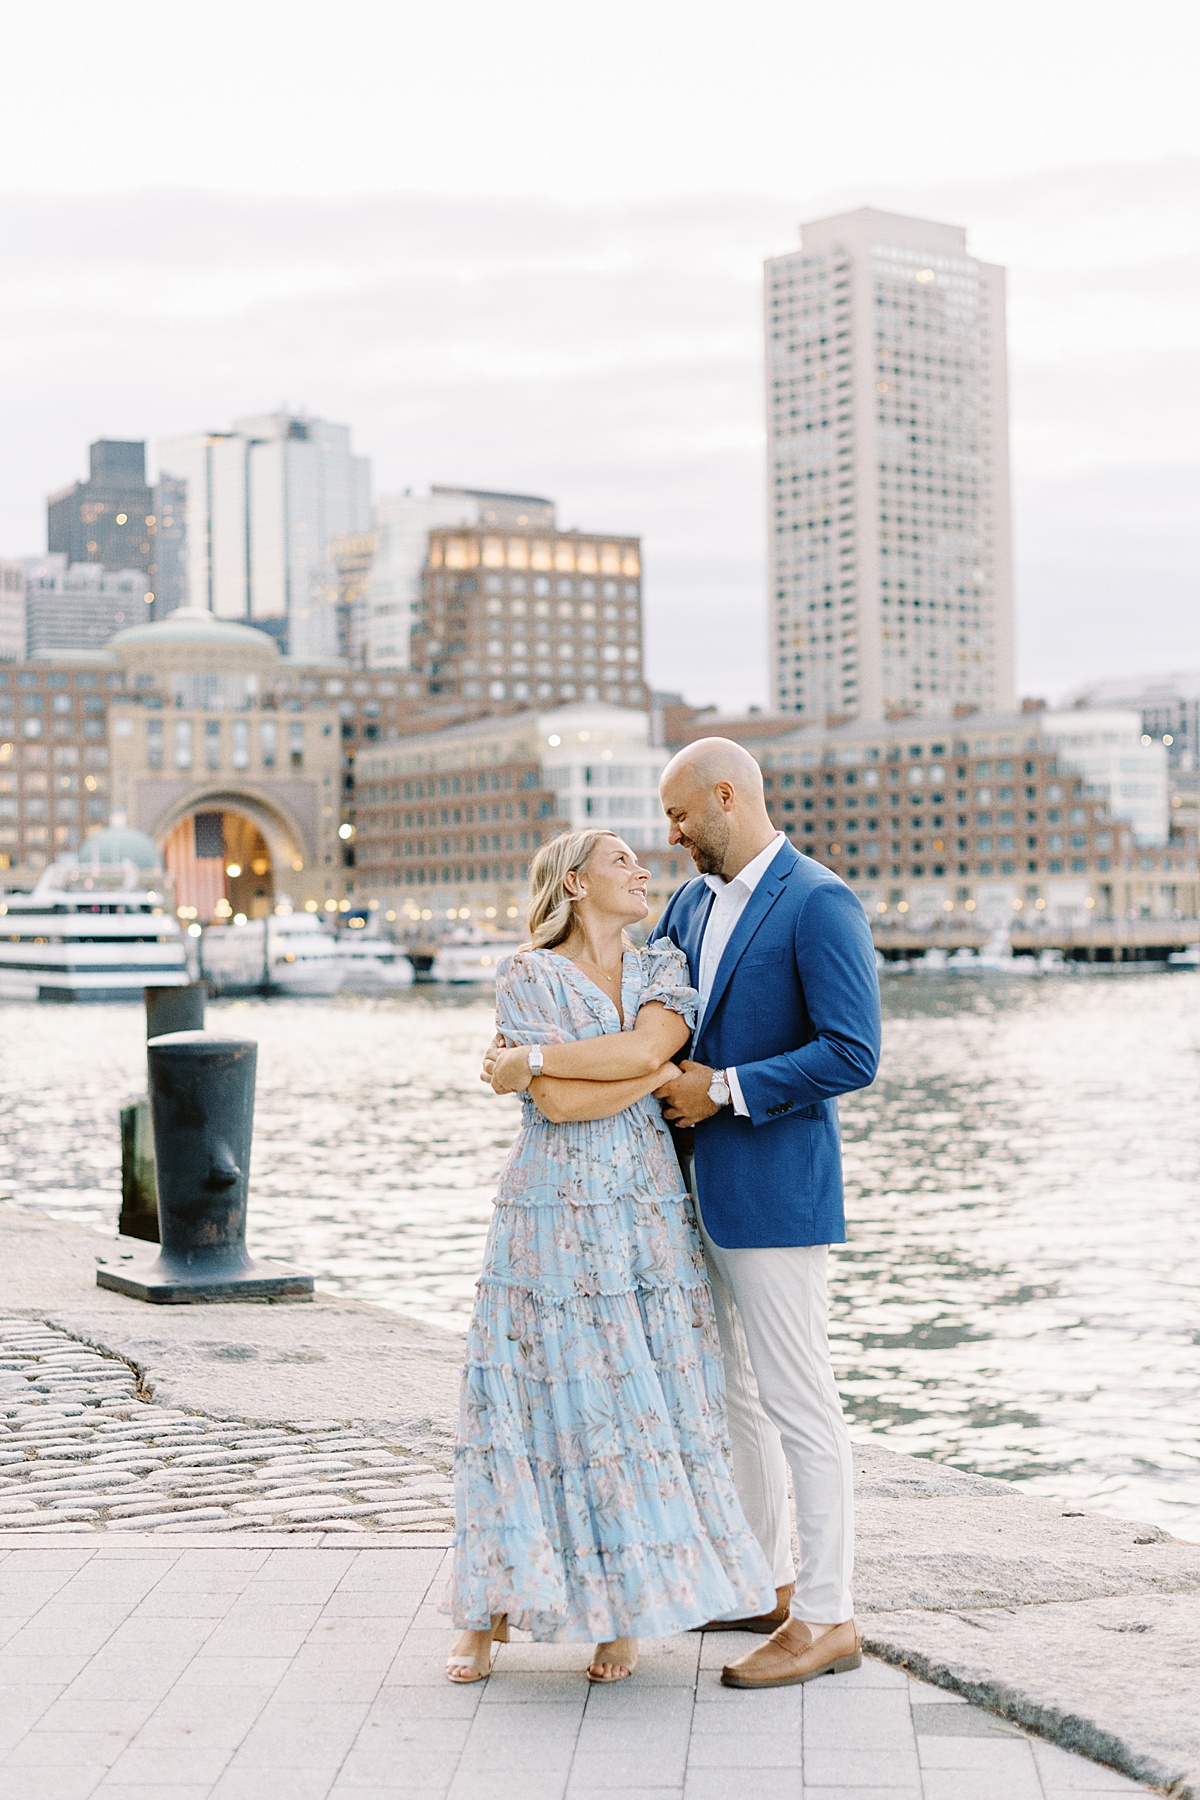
[{"left": 163, "top": 810, "right": 274, "bottom": 923}]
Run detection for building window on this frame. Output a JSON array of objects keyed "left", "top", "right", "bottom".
[
  {"left": 261, "top": 719, "right": 277, "bottom": 767},
  {"left": 289, "top": 722, "right": 304, "bottom": 770},
  {"left": 231, "top": 719, "right": 249, "bottom": 770},
  {"left": 174, "top": 719, "right": 192, "bottom": 770},
  {"left": 205, "top": 719, "right": 221, "bottom": 770},
  {"left": 146, "top": 719, "right": 163, "bottom": 770}
]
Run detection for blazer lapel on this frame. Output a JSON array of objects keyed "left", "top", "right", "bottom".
[{"left": 696, "top": 844, "right": 797, "bottom": 1043}]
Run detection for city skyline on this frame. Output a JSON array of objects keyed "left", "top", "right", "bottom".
[{"left": 0, "top": 3, "right": 1196, "bottom": 714}]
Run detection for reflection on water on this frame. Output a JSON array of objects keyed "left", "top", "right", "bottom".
[{"left": 1, "top": 975, "right": 1198, "bottom": 1535}]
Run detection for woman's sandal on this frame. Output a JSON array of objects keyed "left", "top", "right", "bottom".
[
  {"left": 587, "top": 1637, "right": 638, "bottom": 1683},
  {"left": 446, "top": 1614, "right": 509, "bottom": 1683}
]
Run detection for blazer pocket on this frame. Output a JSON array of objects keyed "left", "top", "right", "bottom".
[{"left": 740, "top": 947, "right": 786, "bottom": 971}]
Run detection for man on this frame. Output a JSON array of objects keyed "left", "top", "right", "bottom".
[{"left": 651, "top": 736, "right": 880, "bottom": 1689}]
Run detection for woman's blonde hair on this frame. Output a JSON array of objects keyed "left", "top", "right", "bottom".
[{"left": 526, "top": 829, "right": 622, "bottom": 950}]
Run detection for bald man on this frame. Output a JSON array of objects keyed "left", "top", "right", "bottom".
[{"left": 652, "top": 737, "right": 880, "bottom": 1690}]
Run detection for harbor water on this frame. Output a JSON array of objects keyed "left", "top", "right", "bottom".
[{"left": 1, "top": 973, "right": 1197, "bottom": 1537}]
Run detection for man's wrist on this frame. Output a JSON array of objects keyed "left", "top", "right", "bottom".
[{"left": 707, "top": 1068, "right": 731, "bottom": 1108}]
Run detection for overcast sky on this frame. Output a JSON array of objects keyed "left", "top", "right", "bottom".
[{"left": 1, "top": 0, "right": 1197, "bottom": 709}]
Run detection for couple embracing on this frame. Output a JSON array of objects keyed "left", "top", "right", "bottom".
[{"left": 444, "top": 737, "right": 881, "bottom": 1689}]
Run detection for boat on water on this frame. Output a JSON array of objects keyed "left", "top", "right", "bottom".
[
  {"left": 200, "top": 910, "right": 346, "bottom": 997},
  {"left": 430, "top": 929, "right": 522, "bottom": 984},
  {"left": 334, "top": 922, "right": 415, "bottom": 991},
  {"left": 0, "top": 826, "right": 187, "bottom": 1003}
]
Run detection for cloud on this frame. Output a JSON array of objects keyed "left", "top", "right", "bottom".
[{"left": 0, "top": 164, "right": 1196, "bottom": 709}]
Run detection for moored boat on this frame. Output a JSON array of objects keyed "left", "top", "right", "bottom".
[
  {"left": 200, "top": 910, "right": 346, "bottom": 997},
  {"left": 0, "top": 827, "right": 187, "bottom": 1003}
]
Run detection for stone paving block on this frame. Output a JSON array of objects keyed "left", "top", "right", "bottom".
[
  {"left": 567, "top": 1748, "right": 688, "bottom": 1788},
  {"left": 801, "top": 1790, "right": 922, "bottom": 1800},
  {"left": 31, "top": 1699, "right": 158, "bottom": 1739},
  {"left": 0, "top": 1686, "right": 63, "bottom": 1756},
  {"left": 682, "top": 1769, "right": 803, "bottom": 1800},
  {"left": 913, "top": 1700, "right": 1024, "bottom": 1737},
  {"left": 446, "top": 1774, "right": 570, "bottom": 1800},
  {"left": 804, "top": 1747, "right": 924, "bottom": 1787},
  {"left": 134, "top": 1687, "right": 269, "bottom": 1746},
  {"left": 567, "top": 1789, "right": 683, "bottom": 1800},
  {"left": 575, "top": 1714, "right": 690, "bottom": 1756},
  {"left": 1030, "top": 1740, "right": 1148, "bottom": 1792},
  {"left": 919, "top": 1735, "right": 1042, "bottom": 1769},
  {"left": 922, "top": 1766, "right": 1044, "bottom": 1800},
  {"left": 803, "top": 1685, "right": 916, "bottom": 1750},
  {"left": 0, "top": 1652, "right": 90, "bottom": 1687},
  {"left": 688, "top": 1682, "right": 803, "bottom": 1731},
  {"left": 91, "top": 1788, "right": 212, "bottom": 1800},
  {"left": 685, "top": 1728, "right": 802, "bottom": 1768},
  {"left": 0, "top": 1767, "right": 109, "bottom": 1800},
  {"left": 472, "top": 1670, "right": 592, "bottom": 1704},
  {"left": 230, "top": 1699, "right": 372, "bottom": 1768},
  {"left": 337, "top": 1742, "right": 464, "bottom": 1787},
  {"left": 6, "top": 1726, "right": 130, "bottom": 1769},
  {"left": 359, "top": 1683, "right": 480, "bottom": 1722},
  {"left": 103, "top": 1740, "right": 235, "bottom": 1786},
  {"left": 907, "top": 1679, "right": 970, "bottom": 1703},
  {"left": 209, "top": 1768, "right": 338, "bottom": 1800}
]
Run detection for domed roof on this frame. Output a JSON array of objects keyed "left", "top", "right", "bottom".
[
  {"left": 107, "top": 606, "right": 279, "bottom": 659},
  {"left": 79, "top": 826, "right": 163, "bottom": 870}
]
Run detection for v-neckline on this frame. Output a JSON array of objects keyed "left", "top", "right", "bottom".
[{"left": 548, "top": 947, "right": 632, "bottom": 1028}]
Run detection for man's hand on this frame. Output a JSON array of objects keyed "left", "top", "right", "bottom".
[{"left": 655, "top": 1059, "right": 721, "bottom": 1128}]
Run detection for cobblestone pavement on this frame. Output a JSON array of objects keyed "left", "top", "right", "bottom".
[
  {"left": 0, "top": 1541, "right": 1152, "bottom": 1800},
  {"left": 0, "top": 1318, "right": 456, "bottom": 1536}
]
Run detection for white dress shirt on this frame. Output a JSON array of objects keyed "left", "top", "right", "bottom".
[{"left": 697, "top": 832, "right": 786, "bottom": 1116}]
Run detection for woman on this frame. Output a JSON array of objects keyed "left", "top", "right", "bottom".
[{"left": 444, "top": 828, "right": 774, "bottom": 1684}]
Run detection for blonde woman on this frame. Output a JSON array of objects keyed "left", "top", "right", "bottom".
[{"left": 444, "top": 829, "right": 773, "bottom": 1684}]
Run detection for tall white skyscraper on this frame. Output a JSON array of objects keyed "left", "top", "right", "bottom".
[
  {"left": 765, "top": 208, "right": 1014, "bottom": 724},
  {"left": 157, "top": 413, "right": 370, "bottom": 658}
]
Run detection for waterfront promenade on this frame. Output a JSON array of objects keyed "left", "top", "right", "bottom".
[{"left": 1, "top": 1203, "right": 1197, "bottom": 1798}]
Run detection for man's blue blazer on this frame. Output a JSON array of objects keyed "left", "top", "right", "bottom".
[{"left": 651, "top": 838, "right": 881, "bottom": 1249}]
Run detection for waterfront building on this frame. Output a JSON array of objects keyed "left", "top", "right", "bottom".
[
  {"left": 667, "top": 705, "right": 1190, "bottom": 930},
  {"left": 413, "top": 518, "right": 645, "bottom": 711},
  {"left": 0, "top": 563, "right": 24, "bottom": 662},
  {"left": 0, "top": 611, "right": 472, "bottom": 906},
  {"left": 353, "top": 703, "right": 680, "bottom": 920},
  {"left": 23, "top": 556, "right": 148, "bottom": 656},
  {"left": 47, "top": 440, "right": 155, "bottom": 577},
  {"left": 1067, "top": 672, "right": 1200, "bottom": 771},
  {"left": 365, "top": 488, "right": 546, "bottom": 671},
  {"left": 765, "top": 208, "right": 1014, "bottom": 725},
  {"left": 156, "top": 412, "right": 371, "bottom": 657}
]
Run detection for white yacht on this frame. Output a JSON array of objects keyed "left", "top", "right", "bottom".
[
  {"left": 200, "top": 910, "right": 347, "bottom": 997},
  {"left": 334, "top": 922, "right": 415, "bottom": 991},
  {"left": 0, "top": 828, "right": 187, "bottom": 1003},
  {"left": 430, "top": 929, "right": 522, "bottom": 985}
]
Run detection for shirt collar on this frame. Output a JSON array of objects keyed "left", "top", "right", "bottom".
[{"left": 702, "top": 831, "right": 786, "bottom": 900}]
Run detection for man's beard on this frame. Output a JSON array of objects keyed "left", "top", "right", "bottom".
[{"left": 685, "top": 819, "right": 731, "bottom": 876}]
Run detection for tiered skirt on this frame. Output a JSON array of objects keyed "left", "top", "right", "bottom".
[{"left": 445, "top": 1097, "right": 775, "bottom": 1640}]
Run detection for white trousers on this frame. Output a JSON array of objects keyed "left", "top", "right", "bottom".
[{"left": 697, "top": 1210, "right": 855, "bottom": 1624}]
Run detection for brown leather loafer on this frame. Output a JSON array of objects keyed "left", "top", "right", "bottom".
[
  {"left": 701, "top": 1583, "right": 794, "bottom": 1635},
  {"left": 720, "top": 1616, "right": 863, "bottom": 1688}
]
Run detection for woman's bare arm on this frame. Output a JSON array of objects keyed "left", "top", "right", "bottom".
[
  {"left": 529, "top": 1061, "right": 681, "bottom": 1123},
  {"left": 488, "top": 1003, "right": 690, "bottom": 1092}
]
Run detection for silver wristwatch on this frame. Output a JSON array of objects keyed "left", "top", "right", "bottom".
[
  {"left": 707, "top": 1068, "right": 731, "bottom": 1107},
  {"left": 526, "top": 1045, "right": 544, "bottom": 1078}
]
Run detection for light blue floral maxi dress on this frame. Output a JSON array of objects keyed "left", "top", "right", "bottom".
[{"left": 445, "top": 939, "right": 775, "bottom": 1642}]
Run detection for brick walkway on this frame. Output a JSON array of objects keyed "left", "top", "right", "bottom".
[
  {"left": 0, "top": 1539, "right": 1150, "bottom": 1800},
  {"left": 0, "top": 1319, "right": 455, "bottom": 1536}
]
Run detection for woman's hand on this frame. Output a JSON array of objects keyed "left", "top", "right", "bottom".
[
  {"left": 652, "top": 1063, "right": 682, "bottom": 1095},
  {"left": 489, "top": 1047, "right": 534, "bottom": 1095}
]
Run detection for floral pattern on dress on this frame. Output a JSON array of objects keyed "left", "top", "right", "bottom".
[{"left": 443, "top": 938, "right": 775, "bottom": 1641}]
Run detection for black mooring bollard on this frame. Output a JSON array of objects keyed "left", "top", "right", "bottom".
[
  {"left": 98, "top": 1031, "right": 312, "bottom": 1303},
  {"left": 145, "top": 982, "right": 206, "bottom": 1040},
  {"left": 116, "top": 987, "right": 208, "bottom": 1243}
]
